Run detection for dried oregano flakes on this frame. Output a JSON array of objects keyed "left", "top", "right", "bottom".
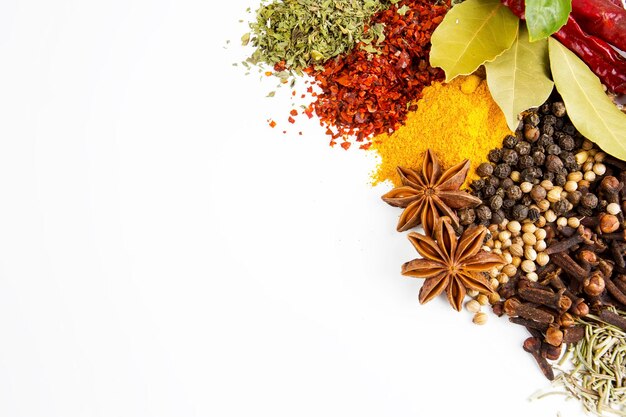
[{"left": 245, "top": 0, "right": 398, "bottom": 72}]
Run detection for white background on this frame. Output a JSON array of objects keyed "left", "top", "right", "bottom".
[{"left": 0, "top": 1, "right": 588, "bottom": 416}]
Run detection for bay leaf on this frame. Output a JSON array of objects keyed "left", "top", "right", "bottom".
[
  {"left": 485, "top": 24, "right": 553, "bottom": 131},
  {"left": 549, "top": 38, "right": 626, "bottom": 160},
  {"left": 525, "top": 0, "right": 571, "bottom": 41},
  {"left": 430, "top": 0, "right": 519, "bottom": 81}
]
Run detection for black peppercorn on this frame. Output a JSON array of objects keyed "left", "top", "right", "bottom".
[
  {"left": 501, "top": 149, "right": 518, "bottom": 166},
  {"left": 488, "top": 148, "right": 502, "bottom": 163},
  {"left": 555, "top": 174, "right": 567, "bottom": 187},
  {"left": 545, "top": 154, "right": 564, "bottom": 173},
  {"left": 512, "top": 204, "right": 529, "bottom": 221},
  {"left": 503, "top": 134, "right": 518, "bottom": 149},
  {"left": 501, "top": 178, "right": 514, "bottom": 190},
  {"left": 476, "top": 205, "right": 492, "bottom": 221},
  {"left": 502, "top": 199, "right": 515, "bottom": 209},
  {"left": 555, "top": 118, "right": 564, "bottom": 129},
  {"left": 528, "top": 208, "right": 540, "bottom": 222},
  {"left": 495, "top": 187, "right": 506, "bottom": 198},
  {"left": 532, "top": 151, "right": 546, "bottom": 166},
  {"left": 581, "top": 193, "right": 599, "bottom": 209},
  {"left": 506, "top": 185, "right": 522, "bottom": 200},
  {"left": 471, "top": 178, "right": 485, "bottom": 191},
  {"left": 521, "top": 168, "right": 537, "bottom": 182},
  {"left": 476, "top": 162, "right": 493, "bottom": 177},
  {"left": 563, "top": 124, "right": 576, "bottom": 136},
  {"left": 492, "top": 210, "right": 505, "bottom": 225},
  {"left": 541, "top": 124, "right": 555, "bottom": 137},
  {"left": 483, "top": 185, "right": 496, "bottom": 198},
  {"left": 562, "top": 153, "right": 579, "bottom": 171},
  {"left": 553, "top": 199, "right": 569, "bottom": 215},
  {"left": 530, "top": 185, "right": 547, "bottom": 202},
  {"left": 494, "top": 163, "right": 511, "bottom": 179},
  {"left": 538, "top": 134, "right": 554, "bottom": 147},
  {"left": 521, "top": 194, "right": 533, "bottom": 206},
  {"left": 543, "top": 115, "right": 557, "bottom": 126},
  {"left": 490, "top": 195, "right": 503, "bottom": 210},
  {"left": 577, "top": 206, "right": 594, "bottom": 217},
  {"left": 551, "top": 101, "right": 567, "bottom": 117},
  {"left": 487, "top": 176, "right": 500, "bottom": 188},
  {"left": 524, "top": 112, "right": 540, "bottom": 127},
  {"left": 458, "top": 208, "right": 476, "bottom": 225},
  {"left": 546, "top": 144, "right": 562, "bottom": 155},
  {"left": 515, "top": 141, "right": 531, "bottom": 156},
  {"left": 543, "top": 172, "right": 555, "bottom": 182},
  {"left": 558, "top": 134, "right": 575, "bottom": 151},
  {"left": 518, "top": 155, "right": 535, "bottom": 169},
  {"left": 540, "top": 103, "right": 551, "bottom": 114}
]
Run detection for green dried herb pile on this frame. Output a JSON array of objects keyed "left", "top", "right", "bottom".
[{"left": 246, "top": 0, "right": 393, "bottom": 73}]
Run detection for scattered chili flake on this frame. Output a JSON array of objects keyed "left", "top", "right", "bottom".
[
  {"left": 341, "top": 141, "right": 352, "bottom": 150},
  {"left": 290, "top": 109, "right": 298, "bottom": 116},
  {"left": 288, "top": 116, "right": 296, "bottom": 124},
  {"left": 307, "top": 0, "right": 450, "bottom": 147},
  {"left": 264, "top": 71, "right": 273, "bottom": 76},
  {"left": 268, "top": 119, "right": 277, "bottom": 128}
]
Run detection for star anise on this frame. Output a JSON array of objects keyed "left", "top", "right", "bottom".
[
  {"left": 402, "top": 217, "right": 505, "bottom": 311},
  {"left": 381, "top": 149, "right": 481, "bottom": 235}
]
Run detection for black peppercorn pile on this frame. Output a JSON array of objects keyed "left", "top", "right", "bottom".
[{"left": 460, "top": 94, "right": 626, "bottom": 380}]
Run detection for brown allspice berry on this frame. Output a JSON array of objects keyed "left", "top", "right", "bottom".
[
  {"left": 545, "top": 154, "right": 564, "bottom": 173},
  {"left": 584, "top": 272, "right": 605, "bottom": 296},
  {"left": 600, "top": 213, "right": 620, "bottom": 234},
  {"left": 545, "top": 326, "right": 564, "bottom": 347},
  {"left": 530, "top": 185, "right": 547, "bottom": 202}
]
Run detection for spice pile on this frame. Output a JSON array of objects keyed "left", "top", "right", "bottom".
[
  {"left": 239, "top": 0, "right": 626, "bottom": 414},
  {"left": 305, "top": 0, "right": 450, "bottom": 146},
  {"left": 371, "top": 74, "right": 511, "bottom": 186}
]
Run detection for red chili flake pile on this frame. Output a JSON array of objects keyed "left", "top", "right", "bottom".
[{"left": 305, "top": 0, "right": 450, "bottom": 148}]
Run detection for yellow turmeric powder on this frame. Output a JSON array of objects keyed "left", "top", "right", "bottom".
[{"left": 370, "top": 75, "right": 512, "bottom": 187}]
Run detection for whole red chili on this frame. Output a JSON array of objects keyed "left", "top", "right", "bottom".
[
  {"left": 501, "top": 0, "right": 626, "bottom": 94},
  {"left": 305, "top": 0, "right": 450, "bottom": 148},
  {"left": 571, "top": 0, "right": 626, "bottom": 53}
]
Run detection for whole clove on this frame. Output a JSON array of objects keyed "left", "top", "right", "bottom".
[{"left": 523, "top": 337, "right": 555, "bottom": 380}]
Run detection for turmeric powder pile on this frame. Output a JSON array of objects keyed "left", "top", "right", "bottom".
[{"left": 370, "top": 75, "right": 512, "bottom": 187}]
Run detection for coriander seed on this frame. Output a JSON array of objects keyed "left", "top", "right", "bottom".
[
  {"left": 473, "top": 312, "right": 488, "bottom": 325},
  {"left": 465, "top": 299, "right": 481, "bottom": 313}
]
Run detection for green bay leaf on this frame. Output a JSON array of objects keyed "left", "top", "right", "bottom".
[
  {"left": 525, "top": 0, "right": 571, "bottom": 41},
  {"left": 485, "top": 24, "right": 553, "bottom": 131},
  {"left": 430, "top": 0, "right": 519, "bottom": 81},
  {"left": 549, "top": 38, "right": 626, "bottom": 160}
]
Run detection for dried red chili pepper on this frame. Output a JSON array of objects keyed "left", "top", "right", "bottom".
[
  {"left": 571, "top": 0, "right": 626, "bottom": 52},
  {"left": 502, "top": 0, "right": 626, "bottom": 94},
  {"left": 306, "top": 0, "right": 450, "bottom": 147},
  {"left": 554, "top": 16, "right": 626, "bottom": 94}
]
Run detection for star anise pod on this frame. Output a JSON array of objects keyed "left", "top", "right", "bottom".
[
  {"left": 381, "top": 149, "right": 481, "bottom": 235},
  {"left": 402, "top": 217, "right": 505, "bottom": 311}
]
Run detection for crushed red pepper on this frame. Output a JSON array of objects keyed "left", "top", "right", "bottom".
[{"left": 305, "top": 0, "right": 450, "bottom": 148}]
